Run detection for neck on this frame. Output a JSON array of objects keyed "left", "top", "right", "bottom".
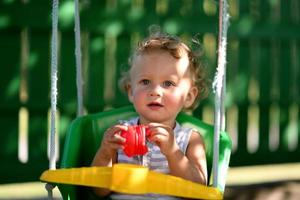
[{"left": 138, "top": 117, "right": 176, "bottom": 129}]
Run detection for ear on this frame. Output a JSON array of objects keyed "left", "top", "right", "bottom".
[
  {"left": 127, "top": 84, "right": 134, "bottom": 103},
  {"left": 184, "top": 86, "right": 198, "bottom": 108}
]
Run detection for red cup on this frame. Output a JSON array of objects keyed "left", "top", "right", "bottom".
[{"left": 120, "top": 125, "right": 149, "bottom": 157}]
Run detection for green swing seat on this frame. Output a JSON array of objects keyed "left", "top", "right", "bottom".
[{"left": 57, "top": 106, "right": 232, "bottom": 200}]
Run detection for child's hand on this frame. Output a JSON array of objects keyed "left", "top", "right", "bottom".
[
  {"left": 147, "top": 123, "right": 178, "bottom": 156},
  {"left": 99, "top": 125, "right": 128, "bottom": 158}
]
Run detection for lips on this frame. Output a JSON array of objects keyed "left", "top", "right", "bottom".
[{"left": 147, "top": 102, "right": 163, "bottom": 108}]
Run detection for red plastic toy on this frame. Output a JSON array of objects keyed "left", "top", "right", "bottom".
[{"left": 120, "top": 125, "right": 149, "bottom": 157}]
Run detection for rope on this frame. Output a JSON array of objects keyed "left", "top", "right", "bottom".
[
  {"left": 50, "top": 0, "right": 59, "bottom": 172},
  {"left": 74, "top": 0, "right": 84, "bottom": 117},
  {"left": 212, "top": 0, "right": 230, "bottom": 189},
  {"left": 47, "top": 0, "right": 59, "bottom": 198}
]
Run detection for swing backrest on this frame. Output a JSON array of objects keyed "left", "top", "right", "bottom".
[{"left": 58, "top": 106, "right": 232, "bottom": 200}]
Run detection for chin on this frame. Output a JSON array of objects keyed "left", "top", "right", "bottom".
[
  {"left": 142, "top": 115, "right": 168, "bottom": 124},
  {"left": 138, "top": 108, "right": 170, "bottom": 123}
]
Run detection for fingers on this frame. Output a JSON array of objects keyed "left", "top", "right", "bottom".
[
  {"left": 102, "top": 125, "right": 128, "bottom": 149},
  {"left": 145, "top": 123, "right": 176, "bottom": 156},
  {"left": 147, "top": 123, "right": 172, "bottom": 136},
  {"left": 147, "top": 123, "right": 173, "bottom": 134},
  {"left": 105, "top": 125, "right": 127, "bottom": 138},
  {"left": 148, "top": 134, "right": 163, "bottom": 144},
  {"left": 147, "top": 128, "right": 165, "bottom": 141},
  {"left": 146, "top": 123, "right": 173, "bottom": 143},
  {"left": 107, "top": 133, "right": 126, "bottom": 144}
]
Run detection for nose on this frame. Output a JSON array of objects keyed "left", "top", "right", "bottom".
[{"left": 149, "top": 84, "right": 162, "bottom": 97}]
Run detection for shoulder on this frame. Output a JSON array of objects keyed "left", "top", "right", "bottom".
[
  {"left": 186, "top": 129, "right": 206, "bottom": 157},
  {"left": 175, "top": 122, "right": 204, "bottom": 141},
  {"left": 189, "top": 130, "right": 205, "bottom": 145},
  {"left": 175, "top": 122, "right": 204, "bottom": 143}
]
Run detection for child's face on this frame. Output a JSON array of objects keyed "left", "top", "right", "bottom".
[{"left": 128, "top": 49, "right": 198, "bottom": 126}]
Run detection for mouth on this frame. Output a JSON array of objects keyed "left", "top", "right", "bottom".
[{"left": 147, "top": 102, "right": 163, "bottom": 108}]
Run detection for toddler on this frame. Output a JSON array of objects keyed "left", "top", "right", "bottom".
[{"left": 92, "top": 30, "right": 209, "bottom": 199}]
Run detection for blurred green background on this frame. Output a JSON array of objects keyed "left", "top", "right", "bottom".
[{"left": 0, "top": 0, "right": 299, "bottom": 188}]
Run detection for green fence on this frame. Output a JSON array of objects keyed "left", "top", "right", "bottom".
[{"left": 0, "top": 0, "right": 299, "bottom": 184}]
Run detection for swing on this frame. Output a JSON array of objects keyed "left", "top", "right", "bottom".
[
  {"left": 41, "top": 0, "right": 231, "bottom": 199},
  {"left": 42, "top": 105, "right": 231, "bottom": 199}
]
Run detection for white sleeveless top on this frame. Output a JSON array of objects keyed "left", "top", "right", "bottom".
[{"left": 111, "top": 117, "right": 193, "bottom": 200}]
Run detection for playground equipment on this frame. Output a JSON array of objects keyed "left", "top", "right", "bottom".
[
  {"left": 40, "top": 0, "right": 231, "bottom": 199},
  {"left": 41, "top": 106, "right": 231, "bottom": 199}
]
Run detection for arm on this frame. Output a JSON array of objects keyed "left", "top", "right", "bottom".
[
  {"left": 91, "top": 125, "right": 127, "bottom": 196},
  {"left": 167, "top": 131, "right": 207, "bottom": 185},
  {"left": 148, "top": 124, "right": 207, "bottom": 185}
]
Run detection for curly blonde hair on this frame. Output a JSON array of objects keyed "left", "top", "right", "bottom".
[{"left": 119, "top": 32, "right": 209, "bottom": 111}]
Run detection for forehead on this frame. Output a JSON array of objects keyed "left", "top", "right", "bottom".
[{"left": 130, "top": 49, "right": 190, "bottom": 76}]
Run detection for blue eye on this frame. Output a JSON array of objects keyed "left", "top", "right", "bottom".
[
  {"left": 163, "top": 81, "right": 175, "bottom": 87},
  {"left": 140, "top": 79, "right": 150, "bottom": 85}
]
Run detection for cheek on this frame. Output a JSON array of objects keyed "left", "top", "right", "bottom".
[
  {"left": 132, "top": 88, "right": 146, "bottom": 102},
  {"left": 165, "top": 90, "right": 186, "bottom": 105}
]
